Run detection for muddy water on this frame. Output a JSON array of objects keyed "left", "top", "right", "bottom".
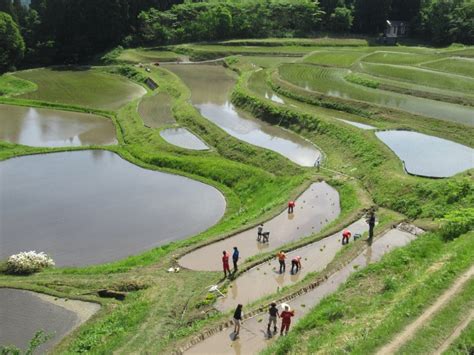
[
  {"left": 215, "top": 218, "right": 369, "bottom": 312},
  {"left": 185, "top": 227, "right": 418, "bottom": 355},
  {"left": 0, "top": 151, "right": 226, "bottom": 266},
  {"left": 376, "top": 130, "right": 474, "bottom": 178},
  {"left": 160, "top": 128, "right": 208, "bottom": 150},
  {"left": 179, "top": 182, "right": 340, "bottom": 271},
  {"left": 165, "top": 64, "right": 321, "bottom": 166},
  {"left": 0, "top": 288, "right": 99, "bottom": 352},
  {"left": 0, "top": 104, "right": 117, "bottom": 147}
]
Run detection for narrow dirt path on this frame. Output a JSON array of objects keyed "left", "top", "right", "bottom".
[
  {"left": 376, "top": 264, "right": 474, "bottom": 355},
  {"left": 183, "top": 226, "right": 418, "bottom": 354},
  {"left": 179, "top": 182, "right": 340, "bottom": 271},
  {"left": 434, "top": 310, "right": 474, "bottom": 355}
]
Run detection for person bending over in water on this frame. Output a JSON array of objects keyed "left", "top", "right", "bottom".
[
  {"left": 342, "top": 229, "right": 351, "bottom": 245},
  {"left": 291, "top": 256, "right": 302, "bottom": 274},
  {"left": 288, "top": 200, "right": 295, "bottom": 214}
]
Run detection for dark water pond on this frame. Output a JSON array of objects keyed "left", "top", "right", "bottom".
[
  {"left": 376, "top": 130, "right": 474, "bottom": 177},
  {"left": 0, "top": 104, "right": 117, "bottom": 147},
  {"left": 0, "top": 151, "right": 226, "bottom": 266}
]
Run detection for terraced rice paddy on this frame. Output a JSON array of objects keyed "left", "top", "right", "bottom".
[
  {"left": 117, "top": 48, "right": 181, "bottom": 63},
  {"left": 278, "top": 63, "right": 474, "bottom": 126},
  {"left": 0, "top": 150, "right": 226, "bottom": 266},
  {"left": 14, "top": 68, "right": 146, "bottom": 110},
  {"left": 359, "top": 62, "right": 474, "bottom": 94},
  {"left": 421, "top": 57, "right": 474, "bottom": 77},
  {"left": 303, "top": 50, "right": 366, "bottom": 67},
  {"left": 0, "top": 104, "right": 117, "bottom": 147},
  {"left": 376, "top": 130, "right": 474, "bottom": 178},
  {"left": 166, "top": 64, "right": 321, "bottom": 166},
  {"left": 361, "top": 51, "right": 440, "bottom": 65},
  {"left": 0, "top": 289, "right": 99, "bottom": 352},
  {"left": 138, "top": 92, "right": 175, "bottom": 128}
]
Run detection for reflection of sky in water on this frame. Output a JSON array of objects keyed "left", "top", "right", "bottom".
[
  {"left": 160, "top": 128, "right": 208, "bottom": 150},
  {"left": 198, "top": 102, "right": 320, "bottom": 166},
  {"left": 264, "top": 91, "right": 285, "bottom": 104},
  {"left": 337, "top": 119, "right": 375, "bottom": 130},
  {"left": 0, "top": 105, "right": 117, "bottom": 147},
  {"left": 165, "top": 64, "right": 321, "bottom": 166},
  {"left": 376, "top": 130, "right": 474, "bottom": 177}
]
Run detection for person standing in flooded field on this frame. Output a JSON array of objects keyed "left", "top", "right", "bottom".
[
  {"left": 232, "top": 247, "right": 239, "bottom": 272},
  {"left": 280, "top": 305, "right": 295, "bottom": 336},
  {"left": 222, "top": 250, "right": 230, "bottom": 278},
  {"left": 367, "top": 211, "right": 376, "bottom": 245},
  {"left": 277, "top": 251, "right": 286, "bottom": 273},
  {"left": 233, "top": 304, "right": 243, "bottom": 338},
  {"left": 267, "top": 302, "right": 280, "bottom": 334},
  {"left": 257, "top": 224, "right": 264, "bottom": 241},
  {"left": 288, "top": 200, "right": 295, "bottom": 213}
]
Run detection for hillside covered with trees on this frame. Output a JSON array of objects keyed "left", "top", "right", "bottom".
[{"left": 0, "top": 0, "right": 473, "bottom": 72}]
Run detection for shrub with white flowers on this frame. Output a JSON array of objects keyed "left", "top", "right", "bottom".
[{"left": 6, "top": 251, "right": 55, "bottom": 275}]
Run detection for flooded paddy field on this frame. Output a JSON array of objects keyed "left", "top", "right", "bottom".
[
  {"left": 278, "top": 64, "right": 474, "bottom": 127},
  {"left": 179, "top": 182, "right": 340, "bottom": 271},
  {"left": 165, "top": 64, "right": 321, "bottom": 166},
  {"left": 376, "top": 130, "right": 474, "bottom": 178},
  {"left": 160, "top": 128, "right": 208, "bottom": 150},
  {"left": 0, "top": 150, "right": 226, "bottom": 266},
  {"left": 0, "top": 104, "right": 117, "bottom": 147},
  {"left": 0, "top": 288, "right": 99, "bottom": 353}
]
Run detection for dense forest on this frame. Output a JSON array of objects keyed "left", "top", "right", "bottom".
[{"left": 0, "top": 0, "right": 473, "bottom": 72}]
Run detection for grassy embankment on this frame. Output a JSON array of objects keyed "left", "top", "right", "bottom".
[
  {"left": 263, "top": 230, "right": 474, "bottom": 354},
  {"left": 396, "top": 277, "right": 473, "bottom": 354}
]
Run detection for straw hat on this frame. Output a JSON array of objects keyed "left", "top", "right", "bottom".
[{"left": 280, "top": 302, "right": 291, "bottom": 311}]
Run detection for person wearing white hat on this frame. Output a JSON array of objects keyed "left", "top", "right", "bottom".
[{"left": 280, "top": 304, "right": 295, "bottom": 336}]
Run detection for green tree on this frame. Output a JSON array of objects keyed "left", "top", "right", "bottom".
[
  {"left": 329, "top": 6, "right": 353, "bottom": 32},
  {"left": 353, "top": 0, "right": 392, "bottom": 33},
  {"left": 449, "top": 0, "right": 474, "bottom": 44},
  {"left": 0, "top": 11, "right": 25, "bottom": 72}
]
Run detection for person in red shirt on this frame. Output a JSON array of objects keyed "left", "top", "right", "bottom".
[
  {"left": 291, "top": 256, "right": 302, "bottom": 274},
  {"left": 288, "top": 200, "right": 295, "bottom": 213},
  {"left": 342, "top": 229, "right": 351, "bottom": 245},
  {"left": 280, "top": 305, "right": 295, "bottom": 335},
  {"left": 222, "top": 250, "right": 230, "bottom": 278}
]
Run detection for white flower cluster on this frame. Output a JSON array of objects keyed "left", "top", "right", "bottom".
[{"left": 7, "top": 251, "right": 55, "bottom": 274}]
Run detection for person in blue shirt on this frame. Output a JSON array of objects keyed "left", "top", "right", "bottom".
[{"left": 232, "top": 247, "right": 240, "bottom": 272}]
